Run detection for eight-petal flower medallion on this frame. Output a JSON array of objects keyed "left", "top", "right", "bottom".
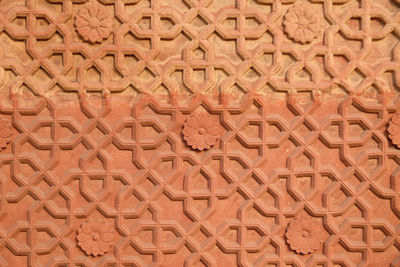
[
  {"left": 286, "top": 217, "right": 322, "bottom": 254},
  {"left": 77, "top": 218, "right": 115, "bottom": 256},
  {"left": 388, "top": 113, "right": 400, "bottom": 148},
  {"left": 0, "top": 117, "right": 12, "bottom": 151},
  {"left": 182, "top": 113, "right": 220, "bottom": 151},
  {"left": 283, "top": 3, "right": 323, "bottom": 44},
  {"left": 75, "top": 3, "right": 114, "bottom": 44}
]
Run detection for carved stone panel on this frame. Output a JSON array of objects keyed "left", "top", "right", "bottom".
[{"left": 0, "top": 0, "right": 399, "bottom": 266}]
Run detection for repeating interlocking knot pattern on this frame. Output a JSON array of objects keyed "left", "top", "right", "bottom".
[
  {"left": 0, "top": 0, "right": 400, "bottom": 98},
  {"left": 0, "top": 92, "right": 398, "bottom": 266},
  {"left": 0, "top": 0, "right": 400, "bottom": 266}
]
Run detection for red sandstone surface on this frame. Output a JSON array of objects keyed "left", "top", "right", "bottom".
[{"left": 0, "top": 0, "right": 399, "bottom": 266}]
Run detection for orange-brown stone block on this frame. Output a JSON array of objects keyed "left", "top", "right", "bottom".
[{"left": 0, "top": 0, "right": 399, "bottom": 266}]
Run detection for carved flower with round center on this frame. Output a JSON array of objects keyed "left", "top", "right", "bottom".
[
  {"left": 0, "top": 117, "right": 12, "bottom": 151},
  {"left": 283, "top": 4, "right": 323, "bottom": 44},
  {"left": 75, "top": 3, "right": 113, "bottom": 43},
  {"left": 77, "top": 219, "right": 114, "bottom": 256},
  {"left": 388, "top": 113, "right": 400, "bottom": 148},
  {"left": 182, "top": 113, "right": 220, "bottom": 151},
  {"left": 285, "top": 217, "right": 322, "bottom": 254}
]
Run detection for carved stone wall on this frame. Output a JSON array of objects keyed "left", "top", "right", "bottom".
[{"left": 0, "top": 0, "right": 399, "bottom": 266}]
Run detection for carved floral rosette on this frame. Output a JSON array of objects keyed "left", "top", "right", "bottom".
[
  {"left": 75, "top": 3, "right": 114, "bottom": 44},
  {"left": 285, "top": 217, "right": 322, "bottom": 254},
  {"left": 0, "top": 117, "right": 12, "bottom": 151},
  {"left": 182, "top": 113, "right": 221, "bottom": 151},
  {"left": 388, "top": 113, "right": 400, "bottom": 148},
  {"left": 77, "top": 218, "right": 115, "bottom": 256},
  {"left": 283, "top": 3, "right": 323, "bottom": 44}
]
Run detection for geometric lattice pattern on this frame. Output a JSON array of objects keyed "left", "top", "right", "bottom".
[
  {"left": 0, "top": 0, "right": 400, "bottom": 98},
  {"left": 0, "top": 93, "right": 399, "bottom": 266},
  {"left": 0, "top": 0, "right": 400, "bottom": 266}
]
